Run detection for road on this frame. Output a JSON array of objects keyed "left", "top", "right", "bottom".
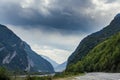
[{"left": 73, "top": 72, "right": 120, "bottom": 80}]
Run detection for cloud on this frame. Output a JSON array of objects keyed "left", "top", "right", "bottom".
[
  {"left": 2, "top": 0, "right": 120, "bottom": 33},
  {"left": 1, "top": 0, "right": 120, "bottom": 63},
  {"left": 8, "top": 25, "right": 86, "bottom": 63},
  {"left": 32, "top": 45, "right": 70, "bottom": 64}
]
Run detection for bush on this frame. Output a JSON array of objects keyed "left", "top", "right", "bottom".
[{"left": 0, "top": 67, "right": 10, "bottom": 80}]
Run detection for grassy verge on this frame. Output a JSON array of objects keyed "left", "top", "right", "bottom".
[
  {"left": 13, "top": 72, "right": 84, "bottom": 80},
  {"left": 0, "top": 66, "right": 85, "bottom": 80},
  {"left": 53, "top": 72, "right": 85, "bottom": 80},
  {"left": 0, "top": 67, "right": 11, "bottom": 80}
]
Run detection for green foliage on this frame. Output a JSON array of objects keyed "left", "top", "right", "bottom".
[
  {"left": 66, "top": 32, "right": 120, "bottom": 73},
  {"left": 68, "top": 16, "right": 120, "bottom": 67},
  {"left": 66, "top": 61, "right": 84, "bottom": 74},
  {"left": 53, "top": 71, "right": 84, "bottom": 80},
  {"left": 54, "top": 72, "right": 72, "bottom": 78},
  {"left": 0, "top": 67, "right": 10, "bottom": 80}
]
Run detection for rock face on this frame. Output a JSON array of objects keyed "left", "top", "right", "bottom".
[
  {"left": 67, "top": 13, "right": 120, "bottom": 66},
  {"left": 0, "top": 24, "right": 54, "bottom": 73}
]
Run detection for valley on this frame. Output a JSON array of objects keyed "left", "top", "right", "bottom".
[{"left": 1, "top": 0, "right": 120, "bottom": 80}]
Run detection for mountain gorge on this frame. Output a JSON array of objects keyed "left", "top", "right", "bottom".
[{"left": 0, "top": 25, "right": 54, "bottom": 73}]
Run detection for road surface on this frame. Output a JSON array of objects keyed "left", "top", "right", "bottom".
[{"left": 73, "top": 72, "right": 120, "bottom": 80}]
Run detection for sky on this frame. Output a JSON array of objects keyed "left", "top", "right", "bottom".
[{"left": 0, "top": 0, "right": 120, "bottom": 64}]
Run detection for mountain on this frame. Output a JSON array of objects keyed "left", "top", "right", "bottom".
[
  {"left": 66, "top": 32, "right": 120, "bottom": 73},
  {"left": 41, "top": 55, "right": 59, "bottom": 69},
  {"left": 67, "top": 13, "right": 120, "bottom": 66},
  {"left": 55, "top": 61, "right": 67, "bottom": 72},
  {"left": 41, "top": 55, "right": 67, "bottom": 72},
  {"left": 0, "top": 24, "right": 54, "bottom": 73}
]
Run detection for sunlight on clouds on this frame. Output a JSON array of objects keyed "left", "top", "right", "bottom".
[
  {"left": 21, "top": 0, "right": 33, "bottom": 8},
  {"left": 32, "top": 44, "right": 70, "bottom": 64},
  {"left": 43, "top": 0, "right": 50, "bottom": 6},
  {"left": 82, "top": 0, "right": 120, "bottom": 18},
  {"left": 20, "top": 0, "right": 54, "bottom": 16},
  {"left": 38, "top": 0, "right": 56, "bottom": 16},
  {"left": 92, "top": 0, "right": 120, "bottom": 11}
]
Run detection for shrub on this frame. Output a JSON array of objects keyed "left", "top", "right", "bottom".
[{"left": 0, "top": 67, "right": 10, "bottom": 80}]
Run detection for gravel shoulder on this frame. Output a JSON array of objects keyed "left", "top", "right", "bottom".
[
  {"left": 54, "top": 72, "right": 120, "bottom": 80},
  {"left": 74, "top": 72, "right": 120, "bottom": 80}
]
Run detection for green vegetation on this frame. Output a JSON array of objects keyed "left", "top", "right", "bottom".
[
  {"left": 0, "top": 67, "right": 52, "bottom": 80},
  {"left": 67, "top": 16, "right": 120, "bottom": 67},
  {"left": 66, "top": 32, "right": 120, "bottom": 73},
  {"left": 0, "top": 67, "right": 10, "bottom": 80}
]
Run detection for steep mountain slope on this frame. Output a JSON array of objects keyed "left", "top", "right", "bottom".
[
  {"left": 66, "top": 32, "right": 120, "bottom": 73},
  {"left": 0, "top": 24, "right": 54, "bottom": 73},
  {"left": 55, "top": 61, "right": 67, "bottom": 72},
  {"left": 67, "top": 13, "right": 120, "bottom": 66},
  {"left": 41, "top": 55, "right": 59, "bottom": 69}
]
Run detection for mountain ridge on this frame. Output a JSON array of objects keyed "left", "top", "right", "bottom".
[
  {"left": 0, "top": 25, "right": 54, "bottom": 73},
  {"left": 41, "top": 55, "right": 59, "bottom": 69},
  {"left": 66, "top": 32, "right": 120, "bottom": 73},
  {"left": 67, "top": 14, "right": 120, "bottom": 66},
  {"left": 55, "top": 61, "right": 67, "bottom": 72}
]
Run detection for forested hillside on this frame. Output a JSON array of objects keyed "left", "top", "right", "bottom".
[
  {"left": 67, "top": 13, "right": 120, "bottom": 67},
  {"left": 66, "top": 32, "right": 120, "bottom": 73}
]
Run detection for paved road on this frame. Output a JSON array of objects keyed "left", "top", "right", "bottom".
[{"left": 74, "top": 72, "right": 120, "bottom": 80}]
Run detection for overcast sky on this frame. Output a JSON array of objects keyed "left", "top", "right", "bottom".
[{"left": 0, "top": 0, "right": 120, "bottom": 64}]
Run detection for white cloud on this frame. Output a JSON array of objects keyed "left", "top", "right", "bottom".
[
  {"left": 7, "top": 25, "right": 86, "bottom": 64},
  {"left": 32, "top": 44, "right": 70, "bottom": 64},
  {"left": 20, "top": 0, "right": 55, "bottom": 16},
  {"left": 0, "top": 0, "right": 55, "bottom": 16},
  {"left": 21, "top": 0, "right": 33, "bottom": 8}
]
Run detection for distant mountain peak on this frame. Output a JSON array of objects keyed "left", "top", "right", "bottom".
[
  {"left": 55, "top": 61, "right": 67, "bottom": 72},
  {"left": 41, "top": 55, "right": 59, "bottom": 68}
]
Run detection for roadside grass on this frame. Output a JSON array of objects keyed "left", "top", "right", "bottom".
[
  {"left": 12, "top": 73, "right": 84, "bottom": 80},
  {"left": 12, "top": 76, "right": 52, "bottom": 80},
  {"left": 0, "top": 66, "right": 85, "bottom": 80},
  {"left": 53, "top": 72, "right": 85, "bottom": 80},
  {"left": 11, "top": 77, "right": 25, "bottom": 80}
]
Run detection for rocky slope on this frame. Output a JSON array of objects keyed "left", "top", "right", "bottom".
[{"left": 0, "top": 24, "right": 54, "bottom": 73}]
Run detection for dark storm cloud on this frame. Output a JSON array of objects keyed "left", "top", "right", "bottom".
[
  {"left": 0, "top": 0, "right": 97, "bottom": 33},
  {"left": 0, "top": 0, "right": 119, "bottom": 33}
]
